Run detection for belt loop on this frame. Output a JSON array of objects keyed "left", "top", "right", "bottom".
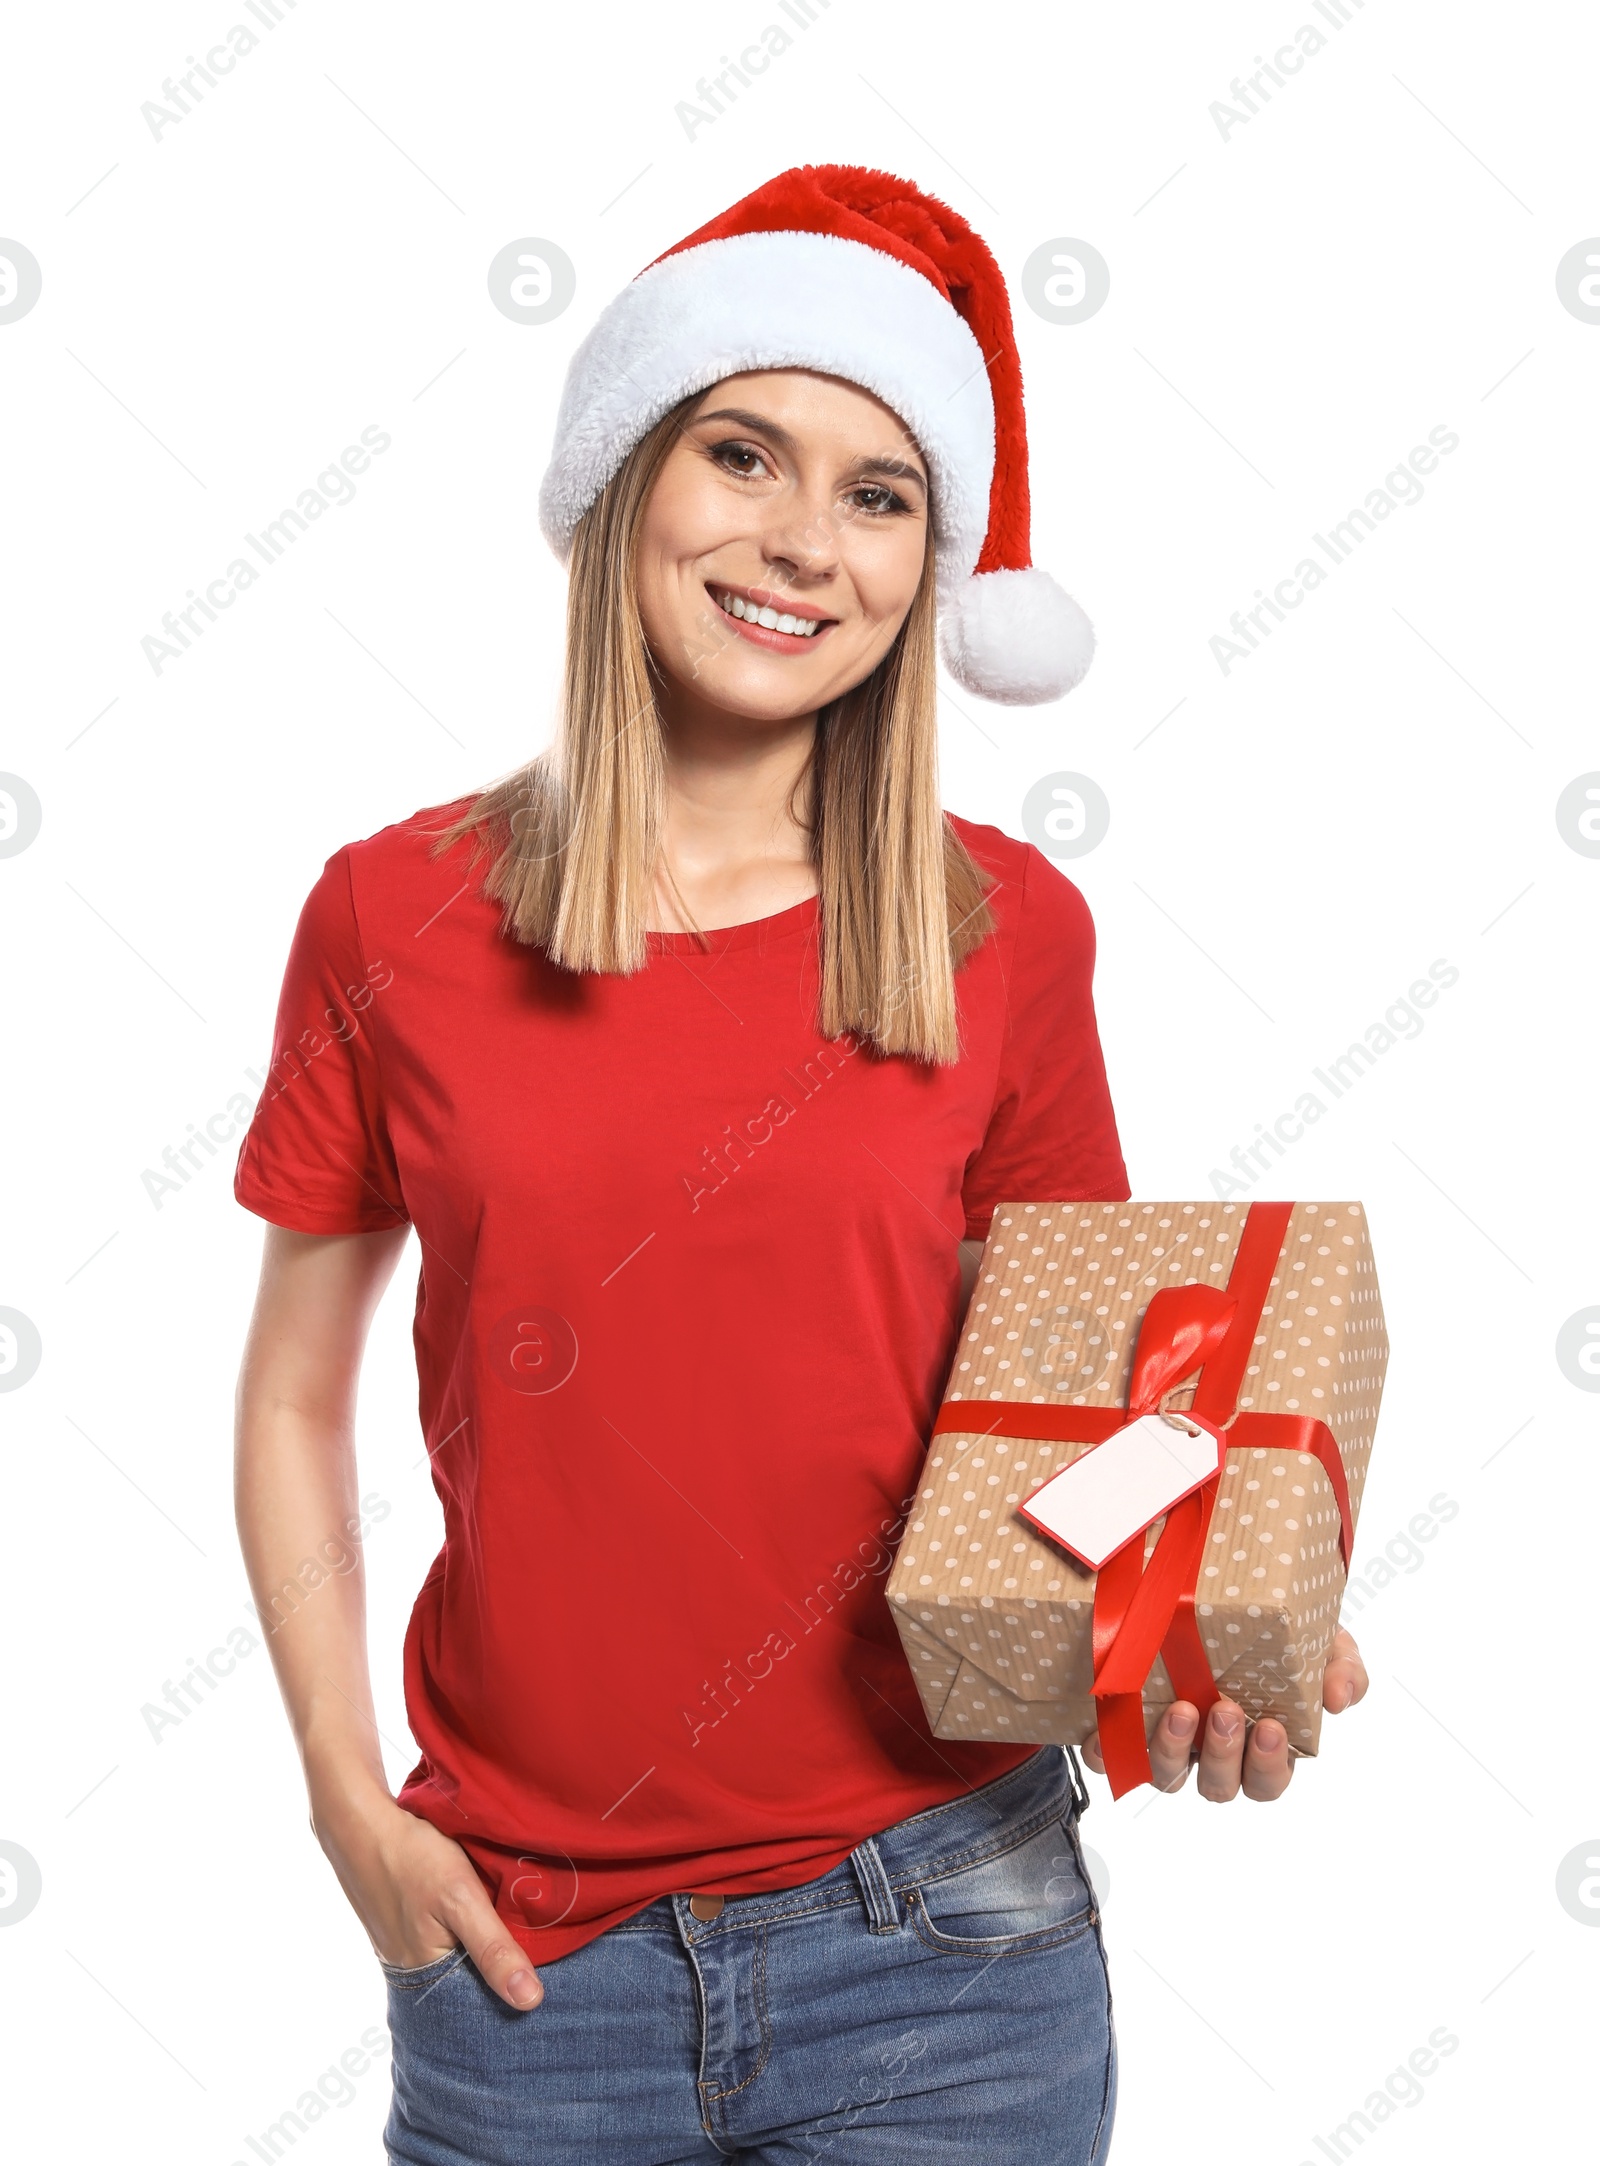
[
  {"left": 849, "top": 1836, "right": 901, "bottom": 1933},
  {"left": 1065, "top": 1745, "right": 1091, "bottom": 1821}
]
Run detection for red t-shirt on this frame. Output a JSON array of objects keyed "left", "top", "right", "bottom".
[{"left": 235, "top": 801, "right": 1129, "bottom": 1961}]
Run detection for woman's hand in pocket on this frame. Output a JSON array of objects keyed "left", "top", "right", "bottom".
[
  {"left": 1080, "top": 1628, "right": 1370, "bottom": 1802},
  {"left": 314, "top": 1786, "right": 544, "bottom": 2009}
]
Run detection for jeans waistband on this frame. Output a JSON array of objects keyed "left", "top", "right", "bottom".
[
  {"left": 609, "top": 1747, "right": 1084, "bottom": 1938},
  {"left": 860, "top": 1744, "right": 1080, "bottom": 1895}
]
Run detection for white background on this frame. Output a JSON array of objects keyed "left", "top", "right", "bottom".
[{"left": 2, "top": 2, "right": 1594, "bottom": 2159}]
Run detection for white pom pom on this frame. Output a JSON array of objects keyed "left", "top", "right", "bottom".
[{"left": 938, "top": 568, "right": 1095, "bottom": 705}]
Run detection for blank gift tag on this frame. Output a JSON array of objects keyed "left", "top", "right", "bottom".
[{"left": 1018, "top": 1415, "right": 1221, "bottom": 1570}]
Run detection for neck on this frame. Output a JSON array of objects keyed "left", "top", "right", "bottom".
[{"left": 649, "top": 680, "right": 820, "bottom": 932}]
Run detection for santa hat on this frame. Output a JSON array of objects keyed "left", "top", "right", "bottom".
[{"left": 538, "top": 164, "right": 1094, "bottom": 705}]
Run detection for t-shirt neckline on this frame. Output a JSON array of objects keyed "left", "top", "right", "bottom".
[{"left": 645, "top": 892, "right": 819, "bottom": 955}]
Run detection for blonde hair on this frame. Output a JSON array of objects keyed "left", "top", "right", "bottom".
[{"left": 435, "top": 396, "right": 995, "bottom": 1062}]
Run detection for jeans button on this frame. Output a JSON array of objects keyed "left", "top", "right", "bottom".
[{"left": 688, "top": 1894, "right": 725, "bottom": 1921}]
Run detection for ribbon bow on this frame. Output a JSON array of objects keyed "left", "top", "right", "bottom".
[{"left": 931, "top": 1200, "right": 1354, "bottom": 1796}]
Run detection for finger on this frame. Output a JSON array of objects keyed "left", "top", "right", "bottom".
[
  {"left": 1084, "top": 1710, "right": 1200, "bottom": 1792},
  {"left": 1240, "top": 1717, "right": 1294, "bottom": 1801},
  {"left": 1323, "top": 1628, "right": 1370, "bottom": 1713},
  {"left": 1144, "top": 1703, "right": 1199, "bottom": 1794},
  {"left": 441, "top": 1880, "right": 543, "bottom": 2010},
  {"left": 1195, "top": 1699, "right": 1247, "bottom": 1802}
]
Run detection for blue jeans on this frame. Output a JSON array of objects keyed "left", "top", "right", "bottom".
[{"left": 382, "top": 1745, "right": 1116, "bottom": 2164}]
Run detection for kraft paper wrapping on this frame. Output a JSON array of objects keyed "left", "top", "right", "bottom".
[{"left": 887, "top": 1201, "right": 1387, "bottom": 1757}]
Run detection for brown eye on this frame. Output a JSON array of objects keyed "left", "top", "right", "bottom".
[
  {"left": 850, "top": 483, "right": 911, "bottom": 516},
  {"left": 709, "top": 439, "right": 768, "bottom": 477}
]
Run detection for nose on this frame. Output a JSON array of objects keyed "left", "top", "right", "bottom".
[{"left": 758, "top": 484, "right": 843, "bottom": 593}]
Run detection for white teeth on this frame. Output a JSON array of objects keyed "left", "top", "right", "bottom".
[{"left": 715, "top": 588, "right": 821, "bottom": 635}]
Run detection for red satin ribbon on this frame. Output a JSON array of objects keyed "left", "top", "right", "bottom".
[{"left": 931, "top": 1201, "right": 1355, "bottom": 1797}]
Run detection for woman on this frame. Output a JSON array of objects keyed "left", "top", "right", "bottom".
[{"left": 234, "top": 167, "right": 1366, "bottom": 2164}]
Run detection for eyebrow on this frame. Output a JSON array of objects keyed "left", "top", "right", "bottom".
[{"left": 691, "top": 406, "right": 929, "bottom": 493}]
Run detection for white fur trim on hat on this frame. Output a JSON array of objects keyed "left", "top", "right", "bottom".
[
  {"left": 938, "top": 568, "right": 1096, "bottom": 705},
  {"left": 538, "top": 230, "right": 995, "bottom": 581}
]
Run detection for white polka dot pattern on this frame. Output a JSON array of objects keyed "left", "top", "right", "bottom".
[{"left": 885, "top": 1201, "right": 1388, "bottom": 1757}]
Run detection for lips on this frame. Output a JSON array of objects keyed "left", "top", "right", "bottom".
[{"left": 707, "top": 582, "right": 837, "bottom": 653}]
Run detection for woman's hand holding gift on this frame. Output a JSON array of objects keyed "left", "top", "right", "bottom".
[{"left": 1079, "top": 1628, "right": 1369, "bottom": 1802}]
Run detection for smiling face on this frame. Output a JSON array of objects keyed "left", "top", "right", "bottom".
[{"left": 633, "top": 369, "right": 932, "bottom": 726}]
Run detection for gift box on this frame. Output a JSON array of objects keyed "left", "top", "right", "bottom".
[{"left": 886, "top": 1199, "right": 1387, "bottom": 1795}]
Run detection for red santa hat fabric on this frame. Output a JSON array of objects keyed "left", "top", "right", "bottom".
[{"left": 538, "top": 164, "right": 1094, "bottom": 704}]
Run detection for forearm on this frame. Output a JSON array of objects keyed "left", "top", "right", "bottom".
[
  {"left": 235, "top": 1392, "right": 389, "bottom": 1813},
  {"left": 234, "top": 1223, "right": 409, "bottom": 1832}
]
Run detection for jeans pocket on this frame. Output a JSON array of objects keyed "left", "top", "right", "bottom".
[
  {"left": 380, "top": 1944, "right": 469, "bottom": 1991},
  {"left": 910, "top": 1815, "right": 1094, "bottom": 1957}
]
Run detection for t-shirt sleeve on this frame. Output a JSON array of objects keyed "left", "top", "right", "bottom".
[
  {"left": 233, "top": 848, "right": 410, "bottom": 1236},
  {"left": 960, "top": 845, "right": 1130, "bottom": 1239}
]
